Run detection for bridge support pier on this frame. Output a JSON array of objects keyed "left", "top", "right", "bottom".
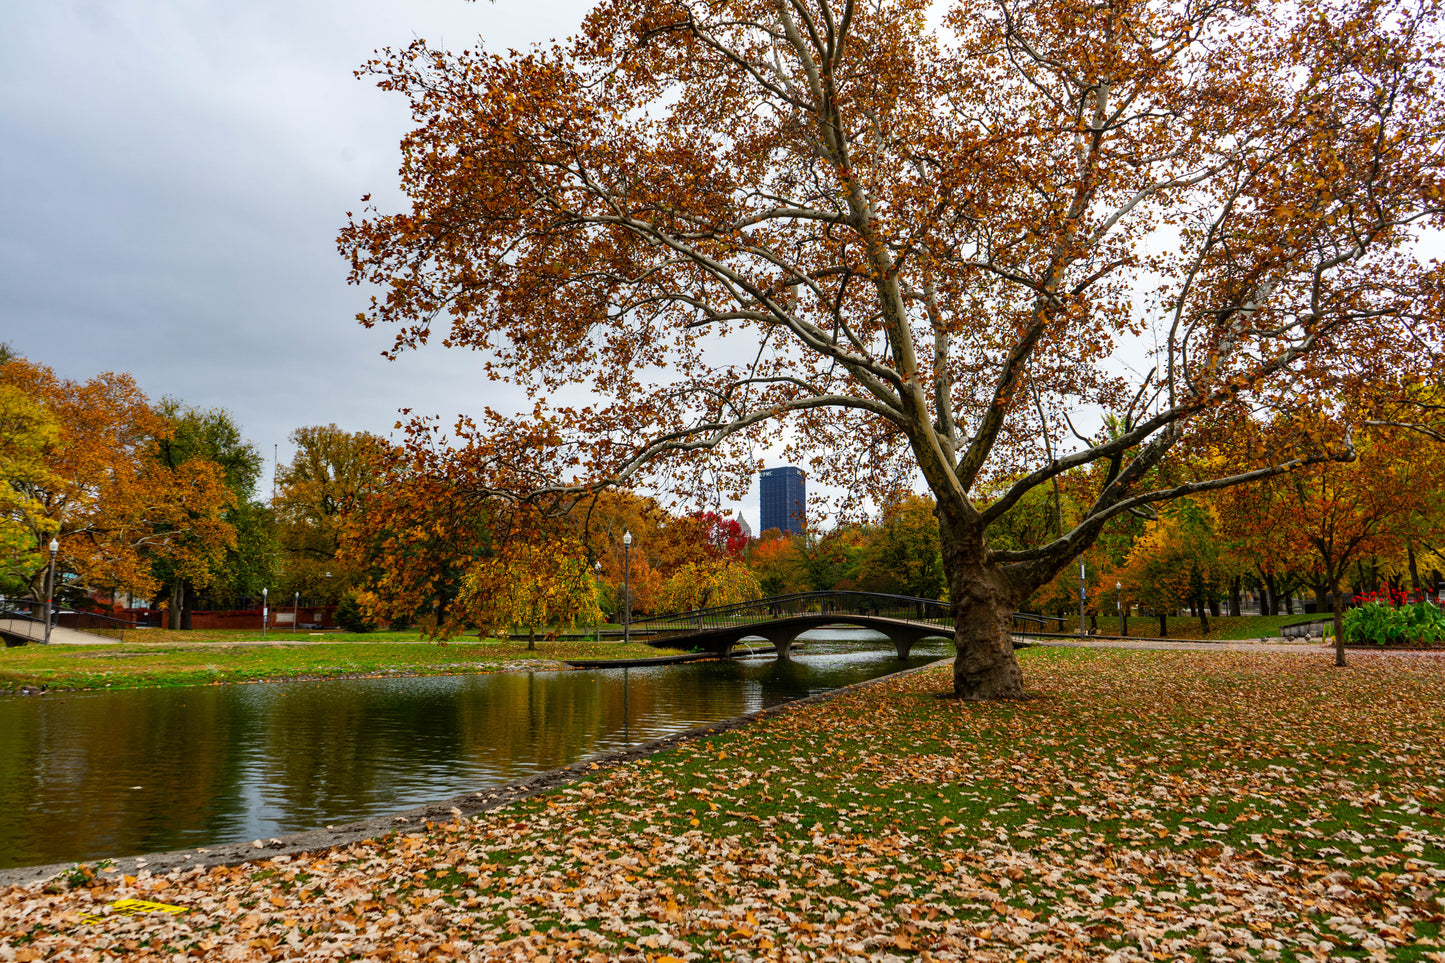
[
  {"left": 880, "top": 626, "right": 951, "bottom": 660},
  {"left": 732, "top": 626, "right": 808, "bottom": 660}
]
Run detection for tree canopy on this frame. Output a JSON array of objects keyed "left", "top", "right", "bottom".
[
  {"left": 345, "top": 0, "right": 1445, "bottom": 697},
  {"left": 0, "top": 359, "right": 235, "bottom": 604},
  {"left": 274, "top": 424, "right": 391, "bottom": 601}
]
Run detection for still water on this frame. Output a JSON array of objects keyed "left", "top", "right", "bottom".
[{"left": 0, "top": 631, "right": 950, "bottom": 868}]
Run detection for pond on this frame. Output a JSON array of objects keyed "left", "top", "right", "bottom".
[{"left": 0, "top": 631, "right": 951, "bottom": 869}]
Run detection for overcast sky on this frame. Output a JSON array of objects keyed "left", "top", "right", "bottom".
[{"left": 1, "top": 1, "right": 782, "bottom": 520}]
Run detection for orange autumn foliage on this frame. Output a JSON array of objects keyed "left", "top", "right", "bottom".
[
  {"left": 0, "top": 359, "right": 234, "bottom": 601},
  {"left": 344, "top": 0, "right": 1445, "bottom": 697}
]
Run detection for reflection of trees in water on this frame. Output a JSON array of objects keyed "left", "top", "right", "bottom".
[
  {"left": 0, "top": 645, "right": 937, "bottom": 868},
  {"left": 255, "top": 685, "right": 431, "bottom": 821},
  {"left": 753, "top": 658, "right": 816, "bottom": 704},
  {"left": 0, "top": 689, "right": 248, "bottom": 866}
]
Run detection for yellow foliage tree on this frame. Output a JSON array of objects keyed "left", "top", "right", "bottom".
[
  {"left": 0, "top": 384, "right": 59, "bottom": 592},
  {"left": 658, "top": 559, "right": 762, "bottom": 613},
  {"left": 1119, "top": 503, "right": 1233, "bottom": 637},
  {"left": 456, "top": 538, "right": 603, "bottom": 648}
]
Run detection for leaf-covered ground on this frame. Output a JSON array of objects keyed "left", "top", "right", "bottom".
[{"left": 4, "top": 647, "right": 1444, "bottom": 961}]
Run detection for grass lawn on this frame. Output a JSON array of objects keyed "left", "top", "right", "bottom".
[
  {"left": 0, "top": 633, "right": 679, "bottom": 691},
  {"left": 1034, "top": 613, "right": 1321, "bottom": 641},
  {"left": 6, "top": 646, "right": 1444, "bottom": 960}
]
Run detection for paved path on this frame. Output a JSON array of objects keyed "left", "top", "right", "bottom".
[
  {"left": 1027, "top": 635, "right": 1445, "bottom": 657},
  {"left": 0, "top": 618, "right": 112, "bottom": 645}
]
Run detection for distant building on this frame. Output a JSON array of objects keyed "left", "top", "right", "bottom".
[
  {"left": 736, "top": 513, "right": 754, "bottom": 539},
  {"left": 760, "top": 467, "right": 806, "bottom": 535}
]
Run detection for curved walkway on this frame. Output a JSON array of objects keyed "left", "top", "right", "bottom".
[
  {"left": 1027, "top": 635, "right": 1445, "bottom": 657},
  {"left": 0, "top": 618, "right": 111, "bottom": 646}
]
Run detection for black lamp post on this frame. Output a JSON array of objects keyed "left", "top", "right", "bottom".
[
  {"left": 43, "top": 538, "right": 58, "bottom": 644},
  {"left": 262, "top": 587, "right": 268, "bottom": 639},
  {"left": 594, "top": 560, "right": 603, "bottom": 641},
  {"left": 623, "top": 531, "right": 632, "bottom": 646}
]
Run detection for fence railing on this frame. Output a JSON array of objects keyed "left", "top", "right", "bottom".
[{"left": 0, "top": 598, "right": 137, "bottom": 642}]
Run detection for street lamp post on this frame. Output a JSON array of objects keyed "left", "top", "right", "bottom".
[
  {"left": 1079, "top": 561, "right": 1087, "bottom": 639},
  {"left": 262, "top": 587, "right": 268, "bottom": 639},
  {"left": 623, "top": 531, "right": 632, "bottom": 646},
  {"left": 1116, "top": 581, "right": 1123, "bottom": 638},
  {"left": 43, "top": 538, "right": 58, "bottom": 644},
  {"left": 593, "top": 560, "right": 603, "bottom": 642},
  {"left": 293, "top": 591, "right": 300, "bottom": 637}
]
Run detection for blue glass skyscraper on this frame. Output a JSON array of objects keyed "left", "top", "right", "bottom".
[{"left": 759, "top": 466, "right": 806, "bottom": 535}]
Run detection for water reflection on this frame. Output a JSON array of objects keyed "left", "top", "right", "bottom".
[{"left": 0, "top": 631, "right": 950, "bottom": 868}]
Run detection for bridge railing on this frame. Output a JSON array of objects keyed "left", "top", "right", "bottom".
[
  {"left": 629, "top": 591, "right": 955, "bottom": 643},
  {"left": 0, "top": 597, "right": 138, "bottom": 642}
]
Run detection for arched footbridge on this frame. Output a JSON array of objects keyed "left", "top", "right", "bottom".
[{"left": 628, "top": 591, "right": 1045, "bottom": 659}]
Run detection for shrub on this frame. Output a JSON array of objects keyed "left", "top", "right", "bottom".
[
  {"left": 1342, "top": 589, "right": 1445, "bottom": 646},
  {"left": 335, "top": 592, "right": 378, "bottom": 633}
]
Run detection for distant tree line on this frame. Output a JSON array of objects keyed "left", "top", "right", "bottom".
[{"left": 5, "top": 348, "right": 1441, "bottom": 644}]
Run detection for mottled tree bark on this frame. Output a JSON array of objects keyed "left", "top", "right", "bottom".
[
  {"left": 950, "top": 568, "right": 1025, "bottom": 699},
  {"left": 938, "top": 512, "right": 1025, "bottom": 700}
]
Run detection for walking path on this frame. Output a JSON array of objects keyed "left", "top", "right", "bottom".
[
  {"left": 1027, "top": 634, "right": 1445, "bottom": 657},
  {"left": 0, "top": 618, "right": 111, "bottom": 646}
]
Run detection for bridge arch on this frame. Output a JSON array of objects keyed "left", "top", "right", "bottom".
[{"left": 627, "top": 592, "right": 958, "bottom": 660}]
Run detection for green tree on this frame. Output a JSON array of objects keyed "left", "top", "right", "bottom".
[
  {"left": 0, "top": 384, "right": 59, "bottom": 593},
  {"left": 335, "top": 590, "right": 379, "bottom": 633},
  {"left": 275, "top": 425, "right": 390, "bottom": 603},
  {"left": 150, "top": 400, "right": 266, "bottom": 626},
  {"left": 857, "top": 494, "right": 946, "bottom": 599}
]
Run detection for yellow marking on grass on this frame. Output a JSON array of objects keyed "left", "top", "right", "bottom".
[{"left": 80, "top": 898, "right": 188, "bottom": 924}]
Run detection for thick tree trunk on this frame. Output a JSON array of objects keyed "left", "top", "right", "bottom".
[
  {"left": 1158, "top": 612, "right": 1168, "bottom": 637},
  {"left": 168, "top": 580, "right": 182, "bottom": 631},
  {"left": 1197, "top": 597, "right": 1210, "bottom": 635},
  {"left": 1120, "top": 605, "right": 1128, "bottom": 637},
  {"left": 1263, "top": 572, "right": 1278, "bottom": 616},
  {"left": 939, "top": 517, "right": 1024, "bottom": 700},
  {"left": 527, "top": 626, "right": 537, "bottom": 651},
  {"left": 1313, "top": 581, "right": 1329, "bottom": 614},
  {"left": 1407, "top": 543, "right": 1422, "bottom": 594},
  {"left": 180, "top": 580, "right": 193, "bottom": 631},
  {"left": 1229, "top": 576, "right": 1241, "bottom": 617},
  {"left": 949, "top": 569, "right": 1024, "bottom": 699}
]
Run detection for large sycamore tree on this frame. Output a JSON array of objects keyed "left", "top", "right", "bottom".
[{"left": 344, "top": 0, "right": 1445, "bottom": 698}]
